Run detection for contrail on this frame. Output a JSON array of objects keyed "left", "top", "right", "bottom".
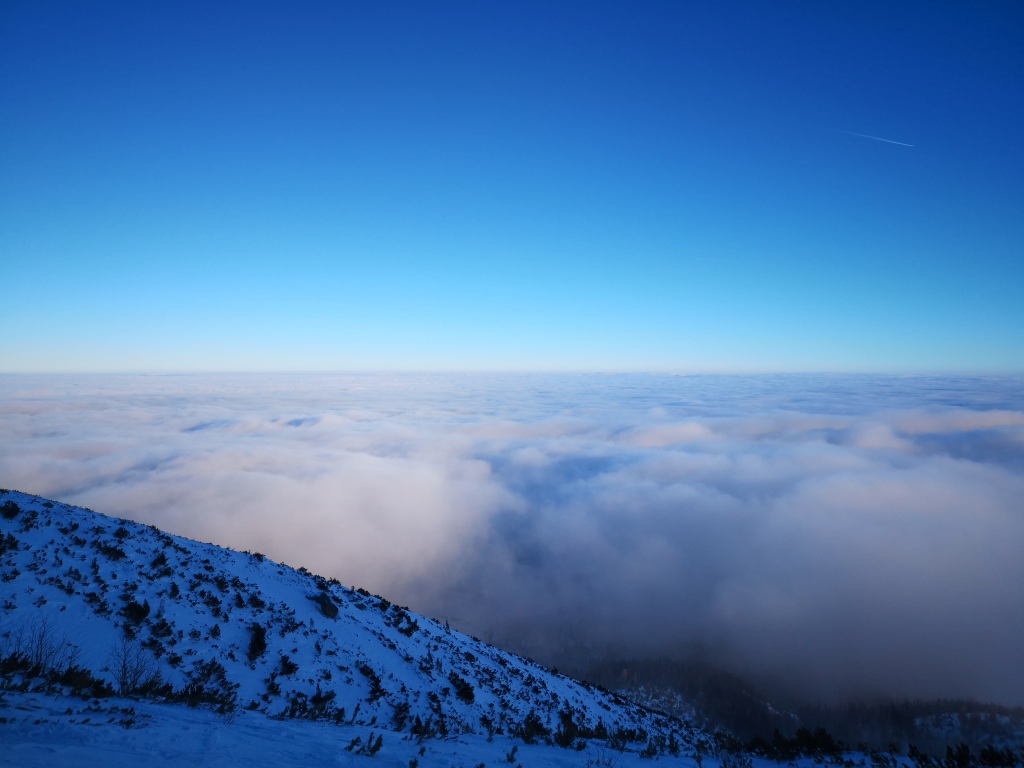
[{"left": 836, "top": 129, "right": 914, "bottom": 147}]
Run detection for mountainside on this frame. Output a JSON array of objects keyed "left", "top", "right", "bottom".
[{"left": 0, "top": 489, "right": 698, "bottom": 758}]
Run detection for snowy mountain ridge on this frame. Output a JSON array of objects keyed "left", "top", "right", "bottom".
[{"left": 0, "top": 488, "right": 700, "bottom": 759}]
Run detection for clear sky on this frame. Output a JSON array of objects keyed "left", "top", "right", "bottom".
[{"left": 2, "top": 1, "right": 1021, "bottom": 372}]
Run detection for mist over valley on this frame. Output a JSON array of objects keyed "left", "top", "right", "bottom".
[{"left": 4, "top": 372, "right": 1022, "bottom": 718}]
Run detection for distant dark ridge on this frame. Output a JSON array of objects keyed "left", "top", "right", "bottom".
[
  {"left": 578, "top": 656, "right": 1024, "bottom": 757},
  {"left": 577, "top": 657, "right": 794, "bottom": 739}
]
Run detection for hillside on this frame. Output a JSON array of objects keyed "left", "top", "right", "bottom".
[{"left": 0, "top": 489, "right": 701, "bottom": 761}]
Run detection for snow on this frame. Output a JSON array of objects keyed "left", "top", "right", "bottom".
[
  {"left": 0, "top": 687, "right": 702, "bottom": 767},
  {"left": 4, "top": 686, "right": 903, "bottom": 768}
]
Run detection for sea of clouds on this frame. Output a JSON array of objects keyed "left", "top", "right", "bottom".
[{"left": 2, "top": 373, "right": 1022, "bottom": 705}]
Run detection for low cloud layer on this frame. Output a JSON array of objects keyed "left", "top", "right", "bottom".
[{"left": 2, "top": 373, "right": 1023, "bottom": 705}]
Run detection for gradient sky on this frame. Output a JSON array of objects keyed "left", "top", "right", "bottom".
[{"left": 2, "top": 1, "right": 1022, "bottom": 372}]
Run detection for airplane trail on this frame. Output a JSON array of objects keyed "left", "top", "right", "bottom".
[{"left": 837, "top": 129, "right": 914, "bottom": 147}]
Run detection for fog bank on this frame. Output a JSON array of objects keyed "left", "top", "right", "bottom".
[{"left": 2, "top": 373, "right": 1022, "bottom": 705}]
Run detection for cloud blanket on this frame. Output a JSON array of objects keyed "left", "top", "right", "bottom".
[{"left": 2, "top": 373, "right": 1022, "bottom": 704}]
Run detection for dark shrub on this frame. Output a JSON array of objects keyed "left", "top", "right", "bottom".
[
  {"left": 247, "top": 623, "right": 267, "bottom": 662},
  {"left": 518, "top": 711, "right": 550, "bottom": 744},
  {"left": 554, "top": 706, "right": 579, "bottom": 748},
  {"left": 448, "top": 672, "right": 475, "bottom": 704},
  {"left": 180, "top": 659, "right": 238, "bottom": 714},
  {"left": 123, "top": 599, "right": 151, "bottom": 624},
  {"left": 54, "top": 665, "right": 115, "bottom": 699}
]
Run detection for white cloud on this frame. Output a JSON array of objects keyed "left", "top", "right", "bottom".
[{"left": 1, "top": 372, "right": 1022, "bottom": 704}]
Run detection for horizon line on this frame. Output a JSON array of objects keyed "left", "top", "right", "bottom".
[{"left": 1, "top": 368, "right": 1021, "bottom": 377}]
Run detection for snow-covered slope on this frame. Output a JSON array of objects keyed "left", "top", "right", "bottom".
[{"left": 0, "top": 489, "right": 700, "bottom": 759}]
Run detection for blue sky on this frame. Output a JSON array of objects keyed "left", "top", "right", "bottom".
[{"left": 2, "top": 1, "right": 1022, "bottom": 372}]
